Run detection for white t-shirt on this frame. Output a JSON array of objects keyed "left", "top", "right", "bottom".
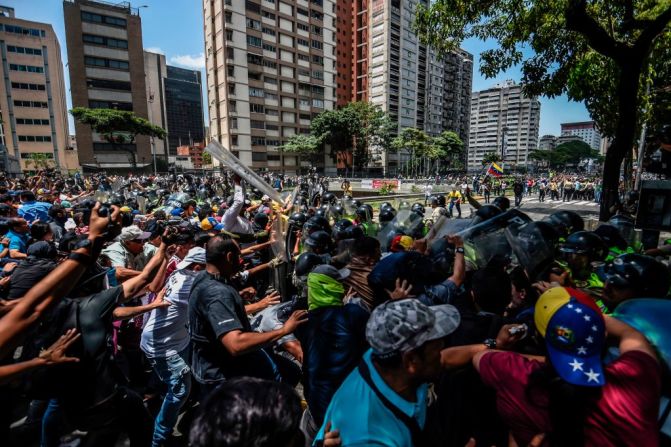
[{"left": 140, "top": 269, "right": 197, "bottom": 358}]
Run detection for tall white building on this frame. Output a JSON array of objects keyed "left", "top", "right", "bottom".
[
  {"left": 368, "top": 0, "right": 428, "bottom": 174},
  {"left": 468, "top": 80, "right": 540, "bottom": 171},
  {"left": 203, "top": 0, "right": 336, "bottom": 173},
  {"left": 560, "top": 121, "right": 602, "bottom": 151}
]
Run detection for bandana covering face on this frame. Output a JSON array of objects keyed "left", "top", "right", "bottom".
[{"left": 307, "top": 273, "right": 345, "bottom": 310}]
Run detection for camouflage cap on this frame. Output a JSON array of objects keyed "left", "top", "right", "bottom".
[{"left": 366, "top": 299, "right": 460, "bottom": 357}]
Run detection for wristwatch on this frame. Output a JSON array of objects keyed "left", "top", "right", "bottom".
[
  {"left": 455, "top": 246, "right": 465, "bottom": 254},
  {"left": 483, "top": 338, "right": 497, "bottom": 349},
  {"left": 68, "top": 252, "right": 92, "bottom": 264}
]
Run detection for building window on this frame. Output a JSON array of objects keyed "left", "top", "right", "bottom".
[
  {"left": 264, "top": 76, "right": 277, "bottom": 84},
  {"left": 311, "top": 25, "right": 322, "bottom": 35},
  {"left": 247, "top": 35, "right": 262, "bottom": 47},
  {"left": 13, "top": 100, "right": 48, "bottom": 108},
  {"left": 262, "top": 59, "right": 276, "bottom": 68},
  {"left": 0, "top": 24, "right": 45, "bottom": 37},
  {"left": 252, "top": 136, "right": 266, "bottom": 145},
  {"left": 252, "top": 152, "right": 267, "bottom": 162},
  {"left": 297, "top": 22, "right": 309, "bottom": 32},
  {"left": 89, "top": 100, "right": 132, "bottom": 110},
  {"left": 18, "top": 135, "right": 52, "bottom": 142},
  {"left": 266, "top": 124, "right": 279, "bottom": 130},
  {"left": 228, "top": 83, "right": 236, "bottom": 94},
  {"left": 230, "top": 117, "right": 238, "bottom": 129},
  {"left": 11, "top": 82, "right": 45, "bottom": 91},
  {"left": 9, "top": 64, "right": 44, "bottom": 73},
  {"left": 20, "top": 152, "right": 53, "bottom": 159},
  {"left": 265, "top": 92, "right": 278, "bottom": 100},
  {"left": 84, "top": 56, "right": 129, "bottom": 70},
  {"left": 262, "top": 27, "right": 276, "bottom": 36},
  {"left": 82, "top": 34, "right": 128, "bottom": 49},
  {"left": 297, "top": 7, "right": 309, "bottom": 16},
  {"left": 226, "top": 29, "right": 233, "bottom": 41},
  {"left": 262, "top": 43, "right": 276, "bottom": 52},
  {"left": 80, "top": 11, "right": 127, "bottom": 27},
  {"left": 16, "top": 118, "right": 49, "bottom": 125},
  {"left": 225, "top": 11, "right": 232, "bottom": 23},
  {"left": 311, "top": 10, "right": 323, "bottom": 20},
  {"left": 312, "top": 70, "right": 324, "bottom": 80},
  {"left": 297, "top": 53, "right": 310, "bottom": 61},
  {"left": 86, "top": 78, "right": 132, "bottom": 91},
  {"left": 246, "top": 18, "right": 261, "bottom": 30},
  {"left": 245, "top": 1, "right": 261, "bottom": 13},
  {"left": 265, "top": 108, "right": 278, "bottom": 116},
  {"left": 297, "top": 38, "right": 309, "bottom": 46},
  {"left": 249, "top": 87, "right": 265, "bottom": 97},
  {"left": 7, "top": 45, "right": 42, "bottom": 55},
  {"left": 251, "top": 120, "right": 265, "bottom": 129},
  {"left": 247, "top": 53, "right": 263, "bottom": 65},
  {"left": 227, "top": 65, "right": 235, "bottom": 77},
  {"left": 231, "top": 135, "right": 239, "bottom": 146},
  {"left": 227, "top": 47, "right": 235, "bottom": 59},
  {"left": 312, "top": 55, "right": 324, "bottom": 65},
  {"left": 311, "top": 39, "right": 323, "bottom": 50},
  {"left": 261, "top": 10, "right": 276, "bottom": 20}
]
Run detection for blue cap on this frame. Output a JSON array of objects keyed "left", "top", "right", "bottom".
[
  {"left": 171, "top": 207, "right": 184, "bottom": 216},
  {"left": 544, "top": 297, "right": 606, "bottom": 387}
]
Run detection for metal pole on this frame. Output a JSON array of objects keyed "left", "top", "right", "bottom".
[{"left": 634, "top": 83, "right": 651, "bottom": 191}]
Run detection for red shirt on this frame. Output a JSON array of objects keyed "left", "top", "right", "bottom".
[{"left": 479, "top": 350, "right": 661, "bottom": 446}]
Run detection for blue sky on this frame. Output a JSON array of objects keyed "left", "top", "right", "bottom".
[{"left": 8, "top": 0, "right": 591, "bottom": 136}]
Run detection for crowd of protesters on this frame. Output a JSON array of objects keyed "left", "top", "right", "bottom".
[{"left": 0, "top": 168, "right": 669, "bottom": 447}]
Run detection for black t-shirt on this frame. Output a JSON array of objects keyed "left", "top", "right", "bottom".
[
  {"left": 189, "top": 271, "right": 273, "bottom": 384},
  {"left": 7, "top": 258, "right": 56, "bottom": 300}
]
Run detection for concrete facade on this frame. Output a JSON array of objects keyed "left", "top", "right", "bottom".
[
  {"left": 560, "top": 120, "right": 602, "bottom": 152},
  {"left": 143, "top": 50, "right": 168, "bottom": 163},
  {"left": 468, "top": 80, "right": 540, "bottom": 171},
  {"left": 203, "top": 0, "right": 337, "bottom": 173},
  {"left": 63, "top": 0, "right": 151, "bottom": 170},
  {"left": 0, "top": 6, "right": 77, "bottom": 172}
]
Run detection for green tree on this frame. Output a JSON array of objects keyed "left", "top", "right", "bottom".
[
  {"left": 391, "top": 128, "right": 435, "bottom": 176},
  {"left": 432, "top": 130, "right": 465, "bottom": 169},
  {"left": 416, "top": 0, "right": 671, "bottom": 219},
  {"left": 25, "top": 153, "right": 54, "bottom": 172},
  {"left": 70, "top": 108, "right": 166, "bottom": 168},
  {"left": 310, "top": 102, "right": 393, "bottom": 171},
  {"left": 482, "top": 151, "right": 503, "bottom": 166},
  {"left": 280, "top": 134, "right": 320, "bottom": 155},
  {"left": 531, "top": 140, "right": 602, "bottom": 168},
  {"left": 201, "top": 151, "right": 212, "bottom": 165}
]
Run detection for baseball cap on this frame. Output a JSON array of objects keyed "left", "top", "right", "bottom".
[
  {"left": 390, "top": 235, "right": 414, "bottom": 252},
  {"left": 176, "top": 246, "right": 207, "bottom": 269},
  {"left": 118, "top": 225, "right": 152, "bottom": 242},
  {"left": 311, "top": 264, "right": 350, "bottom": 281},
  {"left": 171, "top": 207, "right": 185, "bottom": 217},
  {"left": 534, "top": 287, "right": 606, "bottom": 387},
  {"left": 366, "top": 298, "right": 460, "bottom": 357}
]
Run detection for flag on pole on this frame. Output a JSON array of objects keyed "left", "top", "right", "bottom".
[{"left": 487, "top": 162, "right": 504, "bottom": 177}]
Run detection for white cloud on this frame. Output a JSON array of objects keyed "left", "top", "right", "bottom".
[
  {"left": 170, "top": 53, "right": 205, "bottom": 70},
  {"left": 145, "top": 47, "right": 165, "bottom": 55}
]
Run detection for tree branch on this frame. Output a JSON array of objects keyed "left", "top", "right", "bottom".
[
  {"left": 633, "top": 5, "right": 671, "bottom": 53},
  {"left": 564, "top": 0, "right": 628, "bottom": 62}
]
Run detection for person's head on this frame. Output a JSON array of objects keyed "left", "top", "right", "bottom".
[
  {"left": 559, "top": 231, "right": 606, "bottom": 280},
  {"left": 351, "top": 236, "right": 381, "bottom": 265},
  {"left": 20, "top": 190, "right": 36, "bottom": 203},
  {"left": 8, "top": 217, "right": 29, "bottom": 234},
  {"left": 176, "top": 246, "right": 207, "bottom": 272},
  {"left": 185, "top": 200, "right": 197, "bottom": 216},
  {"left": 0, "top": 194, "right": 13, "bottom": 206},
  {"left": 48, "top": 204, "right": 67, "bottom": 224},
  {"left": 190, "top": 377, "right": 303, "bottom": 447},
  {"left": 194, "top": 231, "right": 212, "bottom": 248},
  {"left": 602, "top": 254, "right": 670, "bottom": 307},
  {"left": 307, "top": 264, "right": 350, "bottom": 310},
  {"left": 206, "top": 234, "right": 241, "bottom": 276},
  {"left": 367, "top": 299, "right": 460, "bottom": 383},
  {"left": 27, "top": 240, "right": 58, "bottom": 260},
  {"left": 30, "top": 221, "right": 53, "bottom": 241},
  {"left": 470, "top": 266, "right": 512, "bottom": 315},
  {"left": 118, "top": 225, "right": 151, "bottom": 255},
  {"left": 509, "top": 265, "right": 538, "bottom": 309}
]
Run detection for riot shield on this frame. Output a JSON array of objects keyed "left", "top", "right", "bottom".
[
  {"left": 205, "top": 140, "right": 284, "bottom": 205},
  {"left": 455, "top": 209, "right": 532, "bottom": 270},
  {"left": 505, "top": 221, "right": 556, "bottom": 280}
]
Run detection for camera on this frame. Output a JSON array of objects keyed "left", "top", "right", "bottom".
[{"left": 75, "top": 199, "right": 134, "bottom": 227}]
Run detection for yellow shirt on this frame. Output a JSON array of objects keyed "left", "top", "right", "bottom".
[{"left": 448, "top": 191, "right": 462, "bottom": 201}]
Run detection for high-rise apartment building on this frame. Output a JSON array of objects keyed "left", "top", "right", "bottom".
[
  {"left": 538, "top": 134, "right": 557, "bottom": 151},
  {"left": 64, "top": 0, "right": 151, "bottom": 170},
  {"left": 0, "top": 6, "right": 77, "bottom": 172},
  {"left": 425, "top": 48, "right": 473, "bottom": 166},
  {"left": 144, "top": 50, "right": 168, "bottom": 162},
  {"left": 368, "top": 0, "right": 428, "bottom": 173},
  {"left": 335, "top": 0, "right": 368, "bottom": 106},
  {"left": 203, "top": 0, "right": 337, "bottom": 173},
  {"left": 164, "top": 65, "right": 205, "bottom": 155},
  {"left": 561, "top": 121, "right": 602, "bottom": 152},
  {"left": 468, "top": 80, "right": 540, "bottom": 171}
]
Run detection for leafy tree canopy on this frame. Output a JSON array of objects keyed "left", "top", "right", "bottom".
[
  {"left": 481, "top": 151, "right": 503, "bottom": 166},
  {"left": 280, "top": 134, "right": 321, "bottom": 154},
  {"left": 70, "top": 108, "right": 167, "bottom": 144},
  {"left": 530, "top": 140, "right": 602, "bottom": 167}
]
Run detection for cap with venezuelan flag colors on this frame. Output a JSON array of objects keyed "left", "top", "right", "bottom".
[{"left": 534, "top": 287, "right": 606, "bottom": 387}]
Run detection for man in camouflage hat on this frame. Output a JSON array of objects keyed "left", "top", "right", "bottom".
[{"left": 314, "top": 298, "right": 460, "bottom": 447}]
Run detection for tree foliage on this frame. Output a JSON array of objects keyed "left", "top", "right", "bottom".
[
  {"left": 70, "top": 107, "right": 167, "bottom": 144},
  {"left": 309, "top": 102, "right": 394, "bottom": 170},
  {"left": 530, "top": 140, "right": 602, "bottom": 168},
  {"left": 481, "top": 151, "right": 503, "bottom": 166},
  {"left": 415, "top": 0, "right": 671, "bottom": 219},
  {"left": 432, "top": 130, "right": 465, "bottom": 162},
  {"left": 25, "top": 153, "right": 54, "bottom": 171},
  {"left": 280, "top": 134, "right": 320, "bottom": 155}
]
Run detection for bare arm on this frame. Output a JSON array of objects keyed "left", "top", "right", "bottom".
[
  {"left": 604, "top": 315, "right": 658, "bottom": 361},
  {"left": 115, "top": 267, "right": 141, "bottom": 281},
  {"left": 120, "top": 242, "right": 168, "bottom": 303},
  {"left": 147, "top": 258, "right": 168, "bottom": 293},
  {"left": 0, "top": 204, "right": 120, "bottom": 359},
  {"left": 221, "top": 310, "right": 306, "bottom": 356},
  {"left": 241, "top": 240, "right": 274, "bottom": 255},
  {"left": 447, "top": 235, "right": 465, "bottom": 287},
  {"left": 113, "top": 299, "right": 169, "bottom": 321},
  {"left": 9, "top": 250, "right": 27, "bottom": 260}
]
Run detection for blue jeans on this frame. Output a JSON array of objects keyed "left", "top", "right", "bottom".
[{"left": 148, "top": 348, "right": 192, "bottom": 447}]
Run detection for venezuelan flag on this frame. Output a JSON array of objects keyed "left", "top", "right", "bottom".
[{"left": 488, "top": 162, "right": 503, "bottom": 177}]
